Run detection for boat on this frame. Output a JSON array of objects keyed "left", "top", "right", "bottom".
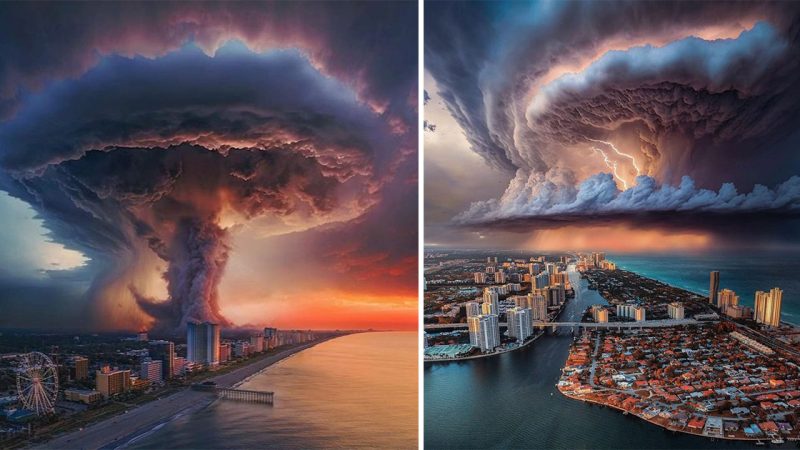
[
  {"left": 772, "top": 438, "right": 785, "bottom": 444},
  {"left": 755, "top": 441, "right": 765, "bottom": 446}
]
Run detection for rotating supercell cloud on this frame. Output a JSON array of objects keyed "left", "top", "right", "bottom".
[
  {"left": 0, "top": 2, "right": 417, "bottom": 332},
  {"left": 426, "top": 1, "right": 800, "bottom": 245}
]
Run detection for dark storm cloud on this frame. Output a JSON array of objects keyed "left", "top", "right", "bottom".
[
  {"left": 0, "top": 1, "right": 417, "bottom": 126},
  {"left": 0, "top": 36, "right": 414, "bottom": 332},
  {"left": 426, "top": 1, "right": 800, "bottom": 231}
]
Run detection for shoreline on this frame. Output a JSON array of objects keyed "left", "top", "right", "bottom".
[
  {"left": 32, "top": 335, "right": 342, "bottom": 450},
  {"left": 558, "top": 388, "right": 765, "bottom": 442},
  {"left": 424, "top": 331, "right": 543, "bottom": 363}
]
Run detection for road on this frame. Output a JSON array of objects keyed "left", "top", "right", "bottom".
[
  {"left": 424, "top": 318, "right": 701, "bottom": 330},
  {"left": 33, "top": 339, "right": 332, "bottom": 450}
]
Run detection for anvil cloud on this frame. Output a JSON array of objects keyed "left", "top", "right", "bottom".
[
  {"left": 426, "top": 1, "right": 800, "bottom": 243},
  {"left": 0, "top": 2, "right": 417, "bottom": 333}
]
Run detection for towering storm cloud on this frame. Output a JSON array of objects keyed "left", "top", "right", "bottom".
[
  {"left": 426, "top": 1, "right": 800, "bottom": 235},
  {"left": 0, "top": 2, "right": 417, "bottom": 332}
]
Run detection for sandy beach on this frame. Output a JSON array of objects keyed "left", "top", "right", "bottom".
[{"left": 33, "top": 338, "right": 335, "bottom": 450}]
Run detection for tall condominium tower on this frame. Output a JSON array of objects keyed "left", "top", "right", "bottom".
[
  {"left": 717, "top": 289, "right": 739, "bottom": 313},
  {"left": 754, "top": 288, "right": 783, "bottom": 327},
  {"left": 149, "top": 340, "right": 175, "bottom": 380},
  {"left": 507, "top": 307, "right": 533, "bottom": 342},
  {"left": 530, "top": 293, "right": 548, "bottom": 321},
  {"left": 187, "top": 321, "right": 221, "bottom": 367},
  {"left": 465, "top": 301, "right": 481, "bottom": 318},
  {"left": 709, "top": 271, "right": 720, "bottom": 305},
  {"left": 467, "top": 314, "right": 500, "bottom": 352}
]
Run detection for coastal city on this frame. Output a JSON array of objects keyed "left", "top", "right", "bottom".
[
  {"left": 424, "top": 253, "right": 574, "bottom": 360},
  {"left": 424, "top": 250, "right": 796, "bottom": 444},
  {"left": 0, "top": 324, "right": 330, "bottom": 448}
]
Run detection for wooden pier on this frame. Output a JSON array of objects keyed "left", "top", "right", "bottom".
[{"left": 215, "top": 387, "right": 274, "bottom": 404}]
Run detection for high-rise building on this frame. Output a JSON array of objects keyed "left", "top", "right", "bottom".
[
  {"left": 96, "top": 366, "right": 131, "bottom": 398},
  {"left": 219, "top": 342, "right": 232, "bottom": 362},
  {"left": 717, "top": 289, "right": 739, "bottom": 313},
  {"left": 495, "top": 270, "right": 506, "bottom": 284},
  {"left": 465, "top": 301, "right": 481, "bottom": 318},
  {"left": 591, "top": 305, "right": 608, "bottom": 323},
  {"left": 264, "top": 327, "right": 278, "bottom": 349},
  {"left": 633, "top": 306, "right": 646, "bottom": 322},
  {"left": 233, "top": 341, "right": 251, "bottom": 358},
  {"left": 592, "top": 252, "right": 605, "bottom": 268},
  {"left": 754, "top": 288, "right": 783, "bottom": 327},
  {"left": 709, "top": 271, "right": 720, "bottom": 305},
  {"left": 68, "top": 356, "right": 89, "bottom": 381},
  {"left": 172, "top": 357, "right": 186, "bottom": 377},
  {"left": 140, "top": 359, "right": 162, "bottom": 384},
  {"left": 534, "top": 272, "right": 550, "bottom": 289},
  {"left": 474, "top": 272, "right": 486, "bottom": 284},
  {"left": 616, "top": 303, "right": 645, "bottom": 321},
  {"left": 667, "top": 302, "right": 685, "bottom": 320},
  {"left": 486, "top": 266, "right": 496, "bottom": 274},
  {"left": 483, "top": 288, "right": 499, "bottom": 312},
  {"left": 546, "top": 284, "right": 566, "bottom": 306},
  {"left": 137, "top": 331, "right": 149, "bottom": 342},
  {"left": 250, "top": 334, "right": 265, "bottom": 353},
  {"left": 149, "top": 340, "right": 175, "bottom": 380},
  {"left": 530, "top": 294, "right": 548, "bottom": 321},
  {"left": 187, "top": 321, "right": 221, "bottom": 367},
  {"left": 467, "top": 314, "right": 500, "bottom": 352},
  {"left": 726, "top": 305, "right": 753, "bottom": 319},
  {"left": 481, "top": 300, "right": 497, "bottom": 315},
  {"left": 507, "top": 307, "right": 533, "bottom": 342}
]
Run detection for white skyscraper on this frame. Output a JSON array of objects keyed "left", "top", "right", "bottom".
[
  {"left": 507, "top": 307, "right": 533, "bottom": 342},
  {"left": 467, "top": 314, "right": 500, "bottom": 352},
  {"left": 187, "top": 321, "right": 221, "bottom": 367}
]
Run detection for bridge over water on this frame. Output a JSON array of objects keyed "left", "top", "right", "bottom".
[{"left": 424, "top": 318, "right": 704, "bottom": 331}]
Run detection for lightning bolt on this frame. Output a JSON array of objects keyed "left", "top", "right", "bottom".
[
  {"left": 592, "top": 147, "right": 627, "bottom": 189},
  {"left": 587, "top": 138, "right": 641, "bottom": 176}
]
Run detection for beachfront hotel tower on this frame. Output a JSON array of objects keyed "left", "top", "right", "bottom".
[
  {"left": 709, "top": 271, "right": 720, "bottom": 305},
  {"left": 754, "top": 288, "right": 783, "bottom": 327},
  {"left": 187, "top": 321, "right": 221, "bottom": 367}
]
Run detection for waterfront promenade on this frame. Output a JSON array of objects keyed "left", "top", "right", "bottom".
[{"left": 32, "top": 338, "right": 337, "bottom": 450}]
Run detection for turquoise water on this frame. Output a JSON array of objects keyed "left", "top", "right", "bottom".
[{"left": 608, "top": 251, "right": 800, "bottom": 322}]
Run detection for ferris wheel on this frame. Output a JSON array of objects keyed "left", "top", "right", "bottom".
[{"left": 16, "top": 352, "right": 59, "bottom": 415}]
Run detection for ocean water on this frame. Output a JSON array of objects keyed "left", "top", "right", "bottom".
[
  {"left": 131, "top": 332, "right": 418, "bottom": 449},
  {"left": 608, "top": 250, "right": 800, "bottom": 322}
]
